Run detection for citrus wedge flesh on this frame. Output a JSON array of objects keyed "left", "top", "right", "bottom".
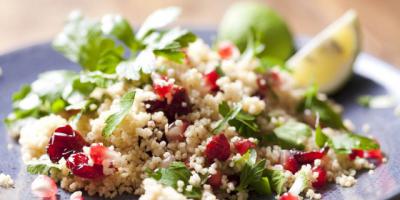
[{"left": 286, "top": 10, "right": 360, "bottom": 94}]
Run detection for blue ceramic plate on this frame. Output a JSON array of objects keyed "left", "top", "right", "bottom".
[{"left": 1, "top": 31, "right": 400, "bottom": 200}]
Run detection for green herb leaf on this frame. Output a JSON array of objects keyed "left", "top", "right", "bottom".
[
  {"left": 12, "top": 85, "right": 31, "bottom": 101},
  {"left": 357, "top": 95, "right": 372, "bottom": 107},
  {"left": 328, "top": 132, "right": 380, "bottom": 154},
  {"left": 315, "top": 124, "right": 328, "bottom": 148},
  {"left": 27, "top": 162, "right": 62, "bottom": 175},
  {"left": 136, "top": 7, "right": 181, "bottom": 39},
  {"left": 101, "top": 14, "right": 140, "bottom": 50},
  {"left": 148, "top": 162, "right": 202, "bottom": 199},
  {"left": 79, "top": 71, "right": 118, "bottom": 88},
  {"left": 299, "top": 85, "right": 345, "bottom": 129},
  {"left": 213, "top": 101, "right": 259, "bottom": 137},
  {"left": 53, "top": 12, "right": 125, "bottom": 73},
  {"left": 273, "top": 121, "right": 312, "bottom": 150},
  {"left": 213, "top": 101, "right": 242, "bottom": 134},
  {"left": 265, "top": 168, "right": 287, "bottom": 195},
  {"left": 103, "top": 91, "right": 136, "bottom": 137},
  {"left": 116, "top": 49, "right": 156, "bottom": 80},
  {"left": 238, "top": 159, "right": 266, "bottom": 191},
  {"left": 288, "top": 167, "right": 311, "bottom": 195}
]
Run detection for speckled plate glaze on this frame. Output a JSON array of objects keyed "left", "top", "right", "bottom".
[{"left": 0, "top": 30, "right": 399, "bottom": 200}]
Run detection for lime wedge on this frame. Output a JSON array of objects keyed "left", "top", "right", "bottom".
[{"left": 286, "top": 10, "right": 360, "bottom": 94}]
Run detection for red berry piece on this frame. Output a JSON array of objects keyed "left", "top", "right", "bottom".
[
  {"left": 204, "top": 70, "right": 220, "bottom": 92},
  {"left": 280, "top": 193, "right": 299, "bottom": 200},
  {"left": 153, "top": 78, "right": 174, "bottom": 100},
  {"left": 284, "top": 156, "right": 300, "bottom": 174},
  {"left": 366, "top": 149, "right": 384, "bottom": 165},
  {"left": 218, "top": 41, "right": 238, "bottom": 60},
  {"left": 349, "top": 149, "right": 365, "bottom": 160},
  {"left": 166, "top": 120, "right": 189, "bottom": 142},
  {"left": 47, "top": 125, "right": 88, "bottom": 163},
  {"left": 293, "top": 150, "right": 325, "bottom": 165},
  {"left": 205, "top": 134, "right": 231, "bottom": 163},
  {"left": 31, "top": 175, "right": 58, "bottom": 198},
  {"left": 145, "top": 86, "right": 192, "bottom": 122},
  {"left": 89, "top": 143, "right": 109, "bottom": 165},
  {"left": 312, "top": 166, "right": 327, "bottom": 188},
  {"left": 67, "top": 153, "right": 104, "bottom": 179},
  {"left": 207, "top": 171, "right": 223, "bottom": 189},
  {"left": 234, "top": 139, "right": 256, "bottom": 155}
]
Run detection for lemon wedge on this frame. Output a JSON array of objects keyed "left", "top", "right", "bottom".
[{"left": 286, "top": 10, "right": 360, "bottom": 94}]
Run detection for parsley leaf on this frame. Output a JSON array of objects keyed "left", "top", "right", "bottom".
[
  {"left": 328, "top": 132, "right": 380, "bottom": 154},
  {"left": 273, "top": 121, "right": 312, "bottom": 150},
  {"left": 298, "top": 85, "right": 345, "bottom": 129},
  {"left": 103, "top": 91, "right": 136, "bottom": 137},
  {"left": 53, "top": 12, "right": 125, "bottom": 73},
  {"left": 27, "top": 162, "right": 62, "bottom": 175},
  {"left": 101, "top": 14, "right": 140, "bottom": 51},
  {"left": 265, "top": 168, "right": 287, "bottom": 195},
  {"left": 315, "top": 124, "right": 328, "bottom": 148},
  {"left": 213, "top": 101, "right": 259, "bottom": 137},
  {"left": 116, "top": 49, "right": 156, "bottom": 80},
  {"left": 148, "top": 162, "right": 202, "bottom": 199},
  {"left": 238, "top": 150, "right": 267, "bottom": 191},
  {"left": 136, "top": 7, "right": 181, "bottom": 39}
]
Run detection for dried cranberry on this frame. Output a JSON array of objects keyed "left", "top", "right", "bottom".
[
  {"left": 280, "top": 193, "right": 299, "bottom": 200},
  {"left": 284, "top": 156, "right": 300, "bottom": 173},
  {"left": 349, "top": 149, "right": 383, "bottom": 165},
  {"left": 67, "top": 153, "right": 104, "bottom": 179},
  {"left": 205, "top": 134, "right": 231, "bottom": 163},
  {"left": 349, "top": 149, "right": 365, "bottom": 160},
  {"left": 145, "top": 86, "right": 191, "bottom": 122},
  {"left": 293, "top": 150, "right": 325, "bottom": 165},
  {"left": 47, "top": 125, "right": 88, "bottom": 163},
  {"left": 234, "top": 139, "right": 256, "bottom": 155},
  {"left": 204, "top": 70, "right": 220, "bottom": 92},
  {"left": 312, "top": 166, "right": 327, "bottom": 188},
  {"left": 166, "top": 120, "right": 189, "bottom": 142},
  {"left": 207, "top": 171, "right": 223, "bottom": 189}
]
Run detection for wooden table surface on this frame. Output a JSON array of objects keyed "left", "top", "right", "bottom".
[{"left": 1, "top": 0, "right": 399, "bottom": 67}]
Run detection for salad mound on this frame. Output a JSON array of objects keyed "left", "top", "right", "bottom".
[{"left": 5, "top": 7, "right": 384, "bottom": 200}]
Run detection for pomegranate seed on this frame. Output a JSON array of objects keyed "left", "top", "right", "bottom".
[
  {"left": 153, "top": 78, "right": 174, "bottom": 100},
  {"left": 234, "top": 139, "right": 256, "bottom": 155},
  {"left": 280, "top": 193, "right": 299, "bottom": 200},
  {"left": 31, "top": 175, "right": 58, "bottom": 198},
  {"left": 205, "top": 134, "right": 231, "bottom": 163},
  {"left": 47, "top": 125, "right": 88, "bottom": 163},
  {"left": 349, "top": 149, "right": 365, "bottom": 160},
  {"left": 218, "top": 41, "right": 238, "bottom": 60},
  {"left": 145, "top": 86, "right": 191, "bottom": 122},
  {"left": 284, "top": 156, "right": 300, "bottom": 173},
  {"left": 89, "top": 143, "right": 108, "bottom": 165},
  {"left": 166, "top": 120, "right": 189, "bottom": 142},
  {"left": 204, "top": 70, "right": 220, "bottom": 92},
  {"left": 312, "top": 166, "right": 327, "bottom": 188},
  {"left": 207, "top": 171, "right": 223, "bottom": 189},
  {"left": 67, "top": 153, "right": 104, "bottom": 179},
  {"left": 293, "top": 150, "right": 325, "bottom": 165}
]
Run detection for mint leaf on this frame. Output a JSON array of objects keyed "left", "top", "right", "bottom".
[
  {"left": 315, "top": 124, "right": 328, "bottom": 148},
  {"left": 148, "top": 162, "right": 202, "bottom": 199},
  {"left": 103, "top": 91, "right": 136, "bottom": 137},
  {"left": 298, "top": 85, "right": 345, "bottom": 129},
  {"left": 273, "top": 121, "right": 312, "bottom": 150},
  {"left": 53, "top": 12, "right": 124, "bottom": 73},
  {"left": 79, "top": 71, "right": 117, "bottom": 88},
  {"left": 328, "top": 132, "right": 380, "bottom": 154},
  {"left": 136, "top": 7, "right": 181, "bottom": 39},
  {"left": 27, "top": 162, "right": 62, "bottom": 175}
]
